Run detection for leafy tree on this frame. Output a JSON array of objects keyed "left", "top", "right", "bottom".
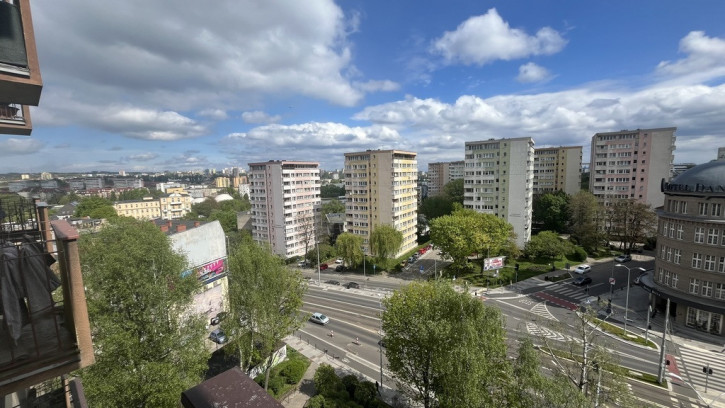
[
  {"left": 524, "top": 230, "right": 570, "bottom": 260},
  {"left": 190, "top": 198, "right": 219, "bottom": 218},
  {"left": 442, "top": 179, "right": 464, "bottom": 204},
  {"left": 532, "top": 191, "right": 570, "bottom": 233},
  {"left": 334, "top": 232, "right": 364, "bottom": 266},
  {"left": 382, "top": 281, "right": 509, "bottom": 408},
  {"left": 78, "top": 218, "right": 207, "bottom": 407},
  {"left": 75, "top": 196, "right": 116, "bottom": 219},
  {"left": 369, "top": 224, "right": 403, "bottom": 266},
  {"left": 225, "top": 241, "right": 307, "bottom": 390},
  {"left": 419, "top": 195, "right": 455, "bottom": 221},
  {"left": 208, "top": 209, "right": 237, "bottom": 232},
  {"left": 321, "top": 184, "right": 345, "bottom": 198},
  {"left": 603, "top": 199, "right": 657, "bottom": 251},
  {"left": 321, "top": 199, "right": 345, "bottom": 215},
  {"left": 568, "top": 191, "right": 603, "bottom": 252},
  {"left": 117, "top": 188, "right": 152, "bottom": 201},
  {"left": 313, "top": 364, "right": 345, "bottom": 398},
  {"left": 58, "top": 191, "right": 81, "bottom": 205}
]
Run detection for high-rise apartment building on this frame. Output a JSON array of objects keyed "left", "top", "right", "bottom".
[
  {"left": 464, "top": 137, "right": 535, "bottom": 248},
  {"left": 589, "top": 127, "right": 676, "bottom": 208},
  {"left": 344, "top": 150, "right": 418, "bottom": 257},
  {"left": 533, "top": 146, "right": 582, "bottom": 196},
  {"left": 248, "top": 160, "right": 320, "bottom": 258},
  {"left": 428, "top": 161, "right": 464, "bottom": 197}
]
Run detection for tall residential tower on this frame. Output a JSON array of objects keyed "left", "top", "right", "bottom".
[
  {"left": 428, "top": 161, "right": 465, "bottom": 197},
  {"left": 533, "top": 146, "right": 582, "bottom": 196}
]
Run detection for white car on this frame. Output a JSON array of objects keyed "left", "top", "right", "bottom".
[
  {"left": 614, "top": 254, "right": 632, "bottom": 263},
  {"left": 309, "top": 312, "right": 330, "bottom": 325},
  {"left": 335, "top": 258, "right": 343, "bottom": 264},
  {"left": 574, "top": 264, "right": 592, "bottom": 274}
]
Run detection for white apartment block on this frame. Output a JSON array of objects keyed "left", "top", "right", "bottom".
[
  {"left": 428, "top": 161, "right": 465, "bottom": 197},
  {"left": 533, "top": 146, "right": 582, "bottom": 196},
  {"left": 248, "top": 161, "right": 321, "bottom": 258},
  {"left": 589, "top": 127, "right": 676, "bottom": 208},
  {"left": 344, "top": 150, "right": 418, "bottom": 258},
  {"left": 464, "top": 138, "right": 535, "bottom": 248}
]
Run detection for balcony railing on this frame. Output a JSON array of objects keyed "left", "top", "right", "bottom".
[{"left": 0, "top": 201, "right": 94, "bottom": 396}]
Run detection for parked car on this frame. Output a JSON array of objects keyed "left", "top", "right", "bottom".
[
  {"left": 309, "top": 312, "right": 330, "bottom": 325},
  {"left": 210, "top": 312, "right": 227, "bottom": 326},
  {"left": 344, "top": 282, "right": 359, "bottom": 289},
  {"left": 574, "top": 264, "right": 592, "bottom": 274},
  {"left": 297, "top": 260, "right": 309, "bottom": 267},
  {"left": 325, "top": 280, "right": 340, "bottom": 285},
  {"left": 335, "top": 258, "right": 343, "bottom": 264},
  {"left": 209, "top": 329, "right": 227, "bottom": 344},
  {"left": 319, "top": 263, "right": 329, "bottom": 270},
  {"left": 573, "top": 276, "right": 593, "bottom": 286},
  {"left": 614, "top": 254, "right": 632, "bottom": 263},
  {"left": 335, "top": 265, "right": 346, "bottom": 272}
]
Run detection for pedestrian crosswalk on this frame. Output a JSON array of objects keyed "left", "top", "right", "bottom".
[
  {"left": 677, "top": 345, "right": 725, "bottom": 397},
  {"left": 547, "top": 283, "right": 595, "bottom": 302}
]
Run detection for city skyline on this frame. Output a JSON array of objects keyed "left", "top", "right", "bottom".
[{"left": 1, "top": 0, "right": 724, "bottom": 173}]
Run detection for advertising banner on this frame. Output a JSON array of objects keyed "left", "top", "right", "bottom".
[{"left": 483, "top": 256, "right": 505, "bottom": 271}]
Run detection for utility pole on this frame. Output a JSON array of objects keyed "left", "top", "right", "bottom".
[{"left": 657, "top": 298, "right": 670, "bottom": 384}]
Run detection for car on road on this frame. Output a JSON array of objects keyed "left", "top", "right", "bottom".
[
  {"left": 297, "top": 260, "right": 309, "bottom": 267},
  {"left": 344, "top": 282, "right": 359, "bottom": 289},
  {"left": 325, "top": 280, "right": 340, "bottom": 285},
  {"left": 573, "top": 264, "right": 592, "bottom": 274},
  {"left": 309, "top": 312, "right": 330, "bottom": 325},
  {"left": 335, "top": 265, "right": 346, "bottom": 272},
  {"left": 319, "top": 263, "right": 329, "bottom": 270},
  {"left": 335, "top": 258, "right": 343, "bottom": 264},
  {"left": 614, "top": 254, "right": 632, "bottom": 263},
  {"left": 209, "top": 329, "right": 227, "bottom": 344},
  {"left": 210, "top": 312, "right": 227, "bottom": 326},
  {"left": 573, "top": 276, "right": 593, "bottom": 286}
]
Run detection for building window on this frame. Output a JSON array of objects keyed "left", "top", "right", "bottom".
[
  {"left": 692, "top": 253, "right": 703, "bottom": 269},
  {"left": 699, "top": 202, "right": 708, "bottom": 216},
  {"left": 660, "top": 245, "right": 666, "bottom": 259},
  {"left": 702, "top": 281, "right": 713, "bottom": 297},
  {"left": 677, "top": 224, "right": 684, "bottom": 240},
  {"left": 658, "top": 268, "right": 664, "bottom": 283},
  {"left": 716, "top": 283, "right": 725, "bottom": 300},
  {"left": 669, "top": 223, "right": 675, "bottom": 238},
  {"left": 679, "top": 201, "right": 687, "bottom": 214},
  {"left": 674, "top": 249, "right": 681, "bottom": 264},
  {"left": 671, "top": 273, "right": 678, "bottom": 288},
  {"left": 666, "top": 247, "right": 672, "bottom": 262},
  {"left": 705, "top": 255, "right": 717, "bottom": 271},
  {"left": 664, "top": 270, "right": 671, "bottom": 286},
  {"left": 689, "top": 278, "right": 700, "bottom": 294},
  {"left": 695, "top": 227, "right": 705, "bottom": 243},
  {"left": 713, "top": 203, "right": 722, "bottom": 217},
  {"left": 708, "top": 229, "right": 719, "bottom": 245},
  {"left": 719, "top": 257, "right": 725, "bottom": 273}
]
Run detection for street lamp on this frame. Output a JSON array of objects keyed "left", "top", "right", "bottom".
[
  {"left": 614, "top": 264, "right": 646, "bottom": 336},
  {"left": 362, "top": 246, "right": 366, "bottom": 279}
]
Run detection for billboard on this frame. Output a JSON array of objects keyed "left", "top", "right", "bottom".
[
  {"left": 483, "top": 256, "right": 505, "bottom": 271},
  {"left": 182, "top": 258, "right": 227, "bottom": 283}
]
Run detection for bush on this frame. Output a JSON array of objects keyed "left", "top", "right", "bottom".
[
  {"left": 279, "top": 359, "right": 307, "bottom": 384},
  {"left": 267, "top": 375, "right": 285, "bottom": 396},
  {"left": 341, "top": 374, "right": 360, "bottom": 397},
  {"left": 314, "top": 364, "right": 344, "bottom": 398},
  {"left": 569, "top": 246, "right": 587, "bottom": 262},
  {"left": 307, "top": 395, "right": 326, "bottom": 408},
  {"left": 353, "top": 381, "right": 377, "bottom": 406}
]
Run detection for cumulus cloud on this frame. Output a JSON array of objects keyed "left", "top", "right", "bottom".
[
  {"left": 0, "top": 138, "right": 44, "bottom": 156},
  {"left": 656, "top": 31, "right": 725, "bottom": 84},
  {"left": 354, "top": 80, "right": 401, "bottom": 92},
  {"left": 227, "top": 122, "right": 400, "bottom": 147},
  {"left": 199, "top": 109, "right": 229, "bottom": 120},
  {"left": 432, "top": 8, "right": 566, "bottom": 65},
  {"left": 241, "top": 111, "right": 282, "bottom": 124},
  {"left": 516, "top": 62, "right": 552, "bottom": 83}
]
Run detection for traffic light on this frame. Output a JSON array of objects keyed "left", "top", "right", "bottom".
[
  {"left": 515, "top": 263, "right": 519, "bottom": 271},
  {"left": 703, "top": 366, "right": 713, "bottom": 375}
]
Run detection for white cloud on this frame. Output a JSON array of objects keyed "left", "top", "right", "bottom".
[
  {"left": 432, "top": 8, "right": 567, "bottom": 65},
  {"left": 656, "top": 31, "right": 725, "bottom": 84},
  {"left": 241, "top": 111, "right": 282, "bottom": 124},
  {"left": 516, "top": 62, "right": 552, "bottom": 83},
  {"left": 354, "top": 80, "right": 401, "bottom": 92},
  {"left": 199, "top": 109, "right": 228, "bottom": 120},
  {"left": 0, "top": 138, "right": 44, "bottom": 156},
  {"left": 227, "top": 122, "right": 400, "bottom": 147},
  {"left": 127, "top": 153, "right": 159, "bottom": 161}
]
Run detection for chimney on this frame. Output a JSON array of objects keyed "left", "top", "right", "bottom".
[
  {"left": 194, "top": 221, "right": 200, "bottom": 227},
  {"left": 160, "top": 225, "right": 168, "bottom": 233},
  {"left": 176, "top": 224, "right": 186, "bottom": 233}
]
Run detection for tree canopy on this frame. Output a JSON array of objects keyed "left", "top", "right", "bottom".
[
  {"left": 442, "top": 179, "right": 464, "bottom": 204},
  {"left": 419, "top": 195, "right": 455, "bottom": 221},
  {"left": 532, "top": 191, "right": 570, "bottom": 233},
  {"left": 524, "top": 230, "right": 571, "bottom": 260},
  {"left": 603, "top": 199, "right": 657, "bottom": 251},
  {"left": 369, "top": 224, "right": 403, "bottom": 266},
  {"left": 78, "top": 218, "right": 208, "bottom": 407},
  {"left": 334, "top": 232, "right": 364, "bottom": 266},
  {"left": 321, "top": 184, "right": 345, "bottom": 198},
  {"left": 321, "top": 198, "right": 345, "bottom": 215},
  {"left": 568, "top": 191, "right": 603, "bottom": 252},
  {"left": 74, "top": 196, "right": 117, "bottom": 219},
  {"left": 225, "top": 241, "right": 307, "bottom": 389}
]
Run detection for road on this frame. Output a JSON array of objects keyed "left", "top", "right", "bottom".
[{"left": 296, "top": 254, "right": 712, "bottom": 407}]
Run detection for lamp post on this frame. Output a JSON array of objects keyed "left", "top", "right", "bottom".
[
  {"left": 614, "top": 264, "right": 646, "bottom": 336},
  {"left": 362, "top": 246, "right": 366, "bottom": 279}
]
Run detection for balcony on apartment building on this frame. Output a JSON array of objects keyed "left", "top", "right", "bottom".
[
  {"left": 0, "top": 0, "right": 43, "bottom": 136},
  {"left": 0, "top": 199, "right": 94, "bottom": 397}
]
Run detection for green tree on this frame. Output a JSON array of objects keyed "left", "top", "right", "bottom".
[
  {"left": 369, "top": 224, "right": 403, "bottom": 267},
  {"left": 568, "top": 191, "right": 603, "bottom": 252},
  {"left": 321, "top": 184, "right": 345, "bottom": 198},
  {"left": 117, "top": 188, "right": 152, "bottom": 201},
  {"left": 524, "top": 230, "right": 570, "bottom": 260},
  {"left": 321, "top": 199, "right": 345, "bottom": 215},
  {"left": 208, "top": 209, "right": 237, "bottom": 232},
  {"left": 75, "top": 196, "right": 116, "bottom": 219},
  {"left": 78, "top": 218, "right": 207, "bottom": 407},
  {"left": 532, "top": 191, "right": 570, "bottom": 233},
  {"left": 225, "top": 241, "right": 307, "bottom": 390},
  {"left": 334, "top": 232, "right": 364, "bottom": 266},
  {"left": 382, "top": 281, "right": 509, "bottom": 408},
  {"left": 419, "top": 195, "right": 454, "bottom": 221},
  {"left": 603, "top": 199, "right": 657, "bottom": 251},
  {"left": 442, "top": 179, "right": 464, "bottom": 204}
]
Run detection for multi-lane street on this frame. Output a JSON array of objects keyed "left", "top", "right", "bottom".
[{"left": 295, "top": 251, "right": 720, "bottom": 407}]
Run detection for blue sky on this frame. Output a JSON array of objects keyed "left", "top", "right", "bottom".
[{"left": 2, "top": 0, "right": 724, "bottom": 174}]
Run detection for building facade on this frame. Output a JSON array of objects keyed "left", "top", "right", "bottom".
[
  {"left": 344, "top": 150, "right": 418, "bottom": 257},
  {"left": 112, "top": 178, "right": 144, "bottom": 189},
  {"left": 533, "top": 146, "right": 582, "bottom": 196},
  {"left": 113, "top": 197, "right": 162, "bottom": 219},
  {"left": 589, "top": 127, "right": 676, "bottom": 208},
  {"left": 648, "top": 160, "right": 725, "bottom": 337},
  {"left": 159, "top": 192, "right": 193, "bottom": 219},
  {"left": 248, "top": 160, "right": 321, "bottom": 258},
  {"left": 464, "top": 138, "right": 535, "bottom": 248},
  {"left": 427, "top": 161, "right": 464, "bottom": 197}
]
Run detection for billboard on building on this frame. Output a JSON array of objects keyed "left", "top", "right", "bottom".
[{"left": 182, "top": 258, "right": 227, "bottom": 283}]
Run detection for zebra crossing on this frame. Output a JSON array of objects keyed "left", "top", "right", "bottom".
[
  {"left": 677, "top": 345, "right": 725, "bottom": 397},
  {"left": 546, "top": 283, "right": 596, "bottom": 303}
]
